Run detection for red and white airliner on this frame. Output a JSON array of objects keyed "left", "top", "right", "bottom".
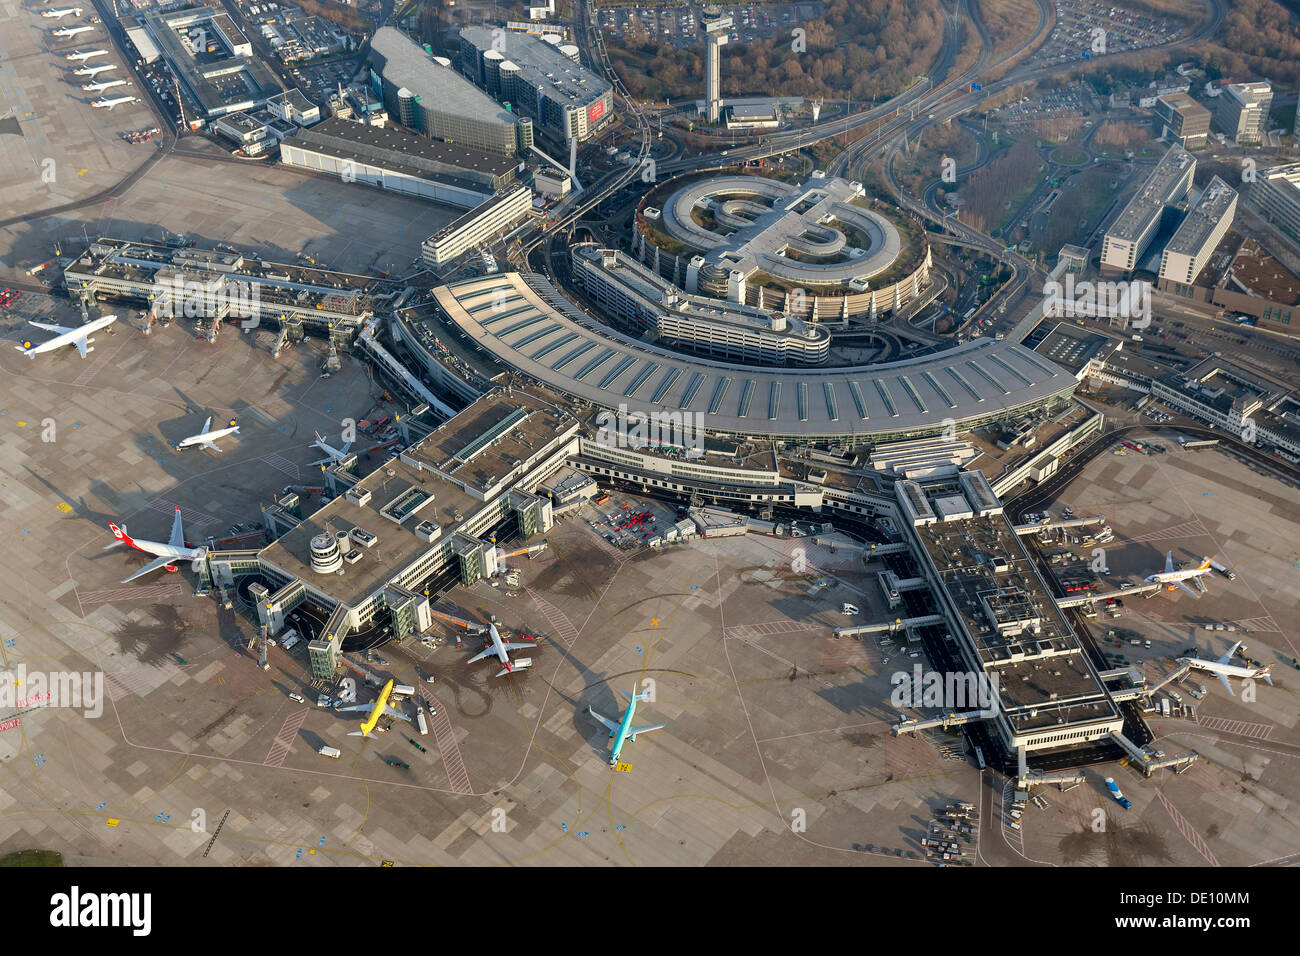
[{"left": 105, "top": 507, "right": 207, "bottom": 583}]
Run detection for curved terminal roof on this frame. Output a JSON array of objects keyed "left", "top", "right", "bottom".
[{"left": 431, "top": 273, "right": 1076, "bottom": 441}]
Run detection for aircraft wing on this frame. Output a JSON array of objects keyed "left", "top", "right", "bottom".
[
  {"left": 1164, "top": 551, "right": 1175, "bottom": 574},
  {"left": 1171, "top": 580, "right": 1201, "bottom": 598},
  {"left": 72, "top": 334, "right": 90, "bottom": 358},
  {"left": 200, "top": 440, "right": 222, "bottom": 453},
  {"left": 120, "top": 555, "right": 173, "bottom": 584},
  {"left": 1218, "top": 642, "right": 1242, "bottom": 666},
  {"left": 588, "top": 707, "right": 620, "bottom": 735},
  {"left": 628, "top": 723, "right": 666, "bottom": 739},
  {"left": 500, "top": 642, "right": 535, "bottom": 652},
  {"left": 308, "top": 456, "right": 334, "bottom": 468},
  {"left": 1216, "top": 673, "right": 1235, "bottom": 697},
  {"left": 335, "top": 702, "right": 375, "bottom": 714},
  {"left": 29, "top": 321, "right": 77, "bottom": 334},
  {"left": 466, "top": 646, "right": 497, "bottom": 663},
  {"left": 383, "top": 706, "right": 412, "bottom": 722},
  {"left": 168, "top": 508, "right": 185, "bottom": 548},
  {"left": 199, "top": 416, "right": 212, "bottom": 435}
]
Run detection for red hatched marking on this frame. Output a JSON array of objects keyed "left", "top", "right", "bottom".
[
  {"left": 146, "top": 498, "right": 220, "bottom": 529},
  {"left": 263, "top": 709, "right": 309, "bottom": 766},
  {"left": 1195, "top": 715, "right": 1274, "bottom": 740},
  {"left": 525, "top": 588, "right": 578, "bottom": 648},
  {"left": 723, "top": 620, "right": 825, "bottom": 641},
  {"left": 423, "top": 693, "right": 471, "bottom": 794},
  {"left": 77, "top": 583, "right": 185, "bottom": 605},
  {"left": 1155, "top": 788, "right": 1220, "bottom": 866},
  {"left": 1123, "top": 519, "right": 1209, "bottom": 544}
]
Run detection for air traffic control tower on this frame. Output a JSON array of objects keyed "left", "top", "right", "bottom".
[{"left": 703, "top": 6, "right": 732, "bottom": 123}]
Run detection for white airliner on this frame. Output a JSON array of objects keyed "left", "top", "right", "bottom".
[
  {"left": 52, "top": 24, "right": 94, "bottom": 37},
  {"left": 15, "top": 314, "right": 115, "bottom": 359},
  {"left": 172, "top": 416, "right": 240, "bottom": 452},
  {"left": 91, "top": 95, "right": 137, "bottom": 110},
  {"left": 65, "top": 49, "right": 108, "bottom": 62},
  {"left": 42, "top": 8, "right": 84, "bottom": 19},
  {"left": 105, "top": 508, "right": 207, "bottom": 584},
  {"left": 73, "top": 63, "right": 116, "bottom": 77},
  {"left": 1144, "top": 552, "right": 1215, "bottom": 598},
  {"left": 308, "top": 431, "right": 352, "bottom": 466},
  {"left": 1177, "top": 641, "right": 1274, "bottom": 697},
  {"left": 81, "top": 78, "right": 126, "bottom": 93},
  {"left": 467, "top": 622, "right": 534, "bottom": 677}
]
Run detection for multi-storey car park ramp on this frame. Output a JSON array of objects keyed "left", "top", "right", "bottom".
[{"left": 428, "top": 272, "right": 1078, "bottom": 447}]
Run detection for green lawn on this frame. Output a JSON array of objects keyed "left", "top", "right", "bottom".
[{"left": 0, "top": 849, "right": 63, "bottom": 867}]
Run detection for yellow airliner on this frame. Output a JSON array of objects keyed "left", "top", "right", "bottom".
[{"left": 336, "top": 679, "right": 411, "bottom": 737}]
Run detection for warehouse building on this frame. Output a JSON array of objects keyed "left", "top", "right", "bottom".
[
  {"left": 368, "top": 26, "right": 532, "bottom": 157},
  {"left": 459, "top": 26, "right": 613, "bottom": 145},
  {"left": 281, "top": 117, "right": 520, "bottom": 208}
]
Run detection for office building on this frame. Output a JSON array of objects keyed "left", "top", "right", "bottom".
[
  {"left": 1158, "top": 176, "right": 1237, "bottom": 293},
  {"left": 368, "top": 26, "right": 532, "bottom": 157},
  {"left": 1214, "top": 81, "right": 1271, "bottom": 145},
  {"left": 1100, "top": 145, "right": 1195, "bottom": 275},
  {"left": 570, "top": 243, "right": 831, "bottom": 366},
  {"left": 459, "top": 26, "right": 613, "bottom": 145},
  {"left": 421, "top": 185, "right": 533, "bottom": 266},
  {"left": 1153, "top": 92, "right": 1211, "bottom": 148},
  {"left": 1249, "top": 162, "right": 1300, "bottom": 246}
]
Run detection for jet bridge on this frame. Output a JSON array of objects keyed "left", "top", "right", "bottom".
[
  {"left": 1013, "top": 516, "right": 1106, "bottom": 534},
  {"left": 836, "top": 613, "right": 945, "bottom": 639},
  {"left": 891, "top": 709, "right": 989, "bottom": 737}
]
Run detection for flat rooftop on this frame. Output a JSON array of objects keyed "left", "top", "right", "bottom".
[
  {"left": 1107, "top": 144, "right": 1194, "bottom": 243},
  {"left": 432, "top": 272, "right": 1077, "bottom": 441},
  {"left": 369, "top": 26, "right": 518, "bottom": 127},
  {"left": 288, "top": 116, "right": 516, "bottom": 183},
  {"left": 913, "top": 497, "right": 1120, "bottom": 733},
  {"left": 143, "top": 7, "right": 281, "bottom": 116},
  {"left": 1164, "top": 176, "right": 1237, "bottom": 258},
  {"left": 1219, "top": 239, "right": 1300, "bottom": 306},
  {"left": 260, "top": 390, "right": 572, "bottom": 608},
  {"left": 571, "top": 243, "right": 828, "bottom": 343},
  {"left": 1028, "top": 321, "right": 1112, "bottom": 376},
  {"left": 460, "top": 25, "right": 610, "bottom": 110}
]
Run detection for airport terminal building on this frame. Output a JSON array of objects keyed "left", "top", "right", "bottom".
[
  {"left": 423, "top": 271, "right": 1078, "bottom": 447},
  {"left": 236, "top": 389, "right": 579, "bottom": 672}
]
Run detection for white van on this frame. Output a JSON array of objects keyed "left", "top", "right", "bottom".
[
  {"left": 318, "top": 746, "right": 341, "bottom": 759},
  {"left": 287, "top": 692, "right": 305, "bottom": 703}
]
